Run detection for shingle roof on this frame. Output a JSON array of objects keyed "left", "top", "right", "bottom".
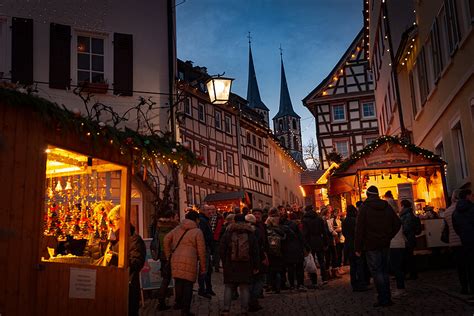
[
  {"left": 273, "top": 57, "right": 300, "bottom": 120},
  {"left": 247, "top": 46, "right": 269, "bottom": 111}
]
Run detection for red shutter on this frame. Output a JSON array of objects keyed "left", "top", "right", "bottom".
[
  {"left": 49, "top": 23, "right": 71, "bottom": 89},
  {"left": 113, "top": 33, "right": 133, "bottom": 96},
  {"left": 11, "top": 17, "right": 33, "bottom": 85}
]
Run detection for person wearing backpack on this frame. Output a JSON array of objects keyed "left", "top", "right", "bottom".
[
  {"left": 280, "top": 213, "right": 306, "bottom": 291},
  {"left": 399, "top": 199, "right": 420, "bottom": 280},
  {"left": 220, "top": 214, "right": 259, "bottom": 315},
  {"left": 265, "top": 208, "right": 287, "bottom": 294},
  {"left": 151, "top": 211, "right": 179, "bottom": 311}
]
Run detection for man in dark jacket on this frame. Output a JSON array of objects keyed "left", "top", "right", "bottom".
[
  {"left": 129, "top": 224, "right": 147, "bottom": 316},
  {"left": 399, "top": 200, "right": 419, "bottom": 280},
  {"left": 220, "top": 214, "right": 259, "bottom": 314},
  {"left": 302, "top": 205, "right": 328, "bottom": 288},
  {"left": 452, "top": 189, "right": 474, "bottom": 298},
  {"left": 198, "top": 205, "right": 215, "bottom": 298},
  {"left": 342, "top": 205, "right": 368, "bottom": 292},
  {"left": 280, "top": 215, "right": 306, "bottom": 290},
  {"left": 355, "top": 186, "right": 401, "bottom": 307}
]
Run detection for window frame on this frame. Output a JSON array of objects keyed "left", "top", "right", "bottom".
[
  {"left": 214, "top": 109, "right": 222, "bottom": 130},
  {"left": 332, "top": 104, "right": 346, "bottom": 122},
  {"left": 186, "top": 185, "right": 194, "bottom": 205},
  {"left": 76, "top": 34, "right": 106, "bottom": 84},
  {"left": 361, "top": 102, "right": 376, "bottom": 119},
  {"left": 200, "top": 144, "right": 208, "bottom": 166},
  {"left": 224, "top": 114, "right": 232, "bottom": 134},
  {"left": 451, "top": 121, "right": 469, "bottom": 179},
  {"left": 226, "top": 153, "right": 234, "bottom": 175},
  {"left": 198, "top": 103, "right": 205, "bottom": 122},
  {"left": 216, "top": 150, "right": 223, "bottom": 172},
  {"left": 184, "top": 97, "right": 192, "bottom": 116},
  {"left": 334, "top": 139, "right": 350, "bottom": 158}
]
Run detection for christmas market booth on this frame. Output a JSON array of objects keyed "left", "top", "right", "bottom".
[
  {"left": 0, "top": 87, "right": 200, "bottom": 316},
  {"left": 203, "top": 191, "right": 252, "bottom": 213},
  {"left": 328, "top": 136, "right": 448, "bottom": 247}
]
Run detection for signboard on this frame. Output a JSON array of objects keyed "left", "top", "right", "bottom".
[
  {"left": 69, "top": 267, "right": 96, "bottom": 299},
  {"left": 139, "top": 238, "right": 163, "bottom": 290}
]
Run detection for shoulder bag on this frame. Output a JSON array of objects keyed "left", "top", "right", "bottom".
[{"left": 162, "top": 229, "right": 189, "bottom": 277}]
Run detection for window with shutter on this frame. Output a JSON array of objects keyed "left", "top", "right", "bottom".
[
  {"left": 12, "top": 17, "right": 33, "bottom": 85},
  {"left": 113, "top": 33, "right": 133, "bottom": 96},
  {"left": 49, "top": 23, "right": 71, "bottom": 89}
]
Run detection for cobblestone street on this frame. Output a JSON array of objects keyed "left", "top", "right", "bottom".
[{"left": 141, "top": 268, "right": 474, "bottom": 316}]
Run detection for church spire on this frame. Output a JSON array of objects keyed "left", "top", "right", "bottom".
[
  {"left": 274, "top": 51, "right": 300, "bottom": 120},
  {"left": 246, "top": 34, "right": 269, "bottom": 112}
]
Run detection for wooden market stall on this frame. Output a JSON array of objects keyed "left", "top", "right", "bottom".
[
  {"left": 327, "top": 136, "right": 448, "bottom": 248},
  {"left": 328, "top": 136, "right": 447, "bottom": 209},
  {"left": 203, "top": 191, "right": 251, "bottom": 213},
  {"left": 0, "top": 93, "right": 133, "bottom": 315}
]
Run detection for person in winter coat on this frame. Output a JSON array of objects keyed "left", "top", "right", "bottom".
[
  {"left": 302, "top": 205, "right": 328, "bottom": 288},
  {"left": 164, "top": 211, "right": 206, "bottom": 316},
  {"left": 247, "top": 210, "right": 268, "bottom": 312},
  {"left": 355, "top": 186, "right": 401, "bottom": 307},
  {"left": 197, "top": 205, "right": 215, "bottom": 298},
  {"left": 209, "top": 208, "right": 225, "bottom": 272},
  {"left": 332, "top": 209, "right": 345, "bottom": 272},
  {"left": 389, "top": 210, "right": 406, "bottom": 297},
  {"left": 280, "top": 215, "right": 306, "bottom": 291},
  {"left": 153, "top": 211, "right": 179, "bottom": 311},
  {"left": 399, "top": 200, "right": 420, "bottom": 280},
  {"left": 128, "top": 224, "right": 147, "bottom": 316},
  {"left": 452, "top": 189, "right": 474, "bottom": 298},
  {"left": 443, "top": 189, "right": 468, "bottom": 294},
  {"left": 342, "top": 205, "right": 368, "bottom": 292},
  {"left": 265, "top": 208, "right": 287, "bottom": 293},
  {"left": 322, "top": 206, "right": 340, "bottom": 279},
  {"left": 220, "top": 214, "right": 259, "bottom": 315}
]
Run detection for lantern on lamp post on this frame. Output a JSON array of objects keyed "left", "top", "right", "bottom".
[{"left": 206, "top": 76, "right": 234, "bottom": 104}]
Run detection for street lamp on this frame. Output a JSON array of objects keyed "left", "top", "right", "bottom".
[{"left": 206, "top": 76, "right": 234, "bottom": 105}]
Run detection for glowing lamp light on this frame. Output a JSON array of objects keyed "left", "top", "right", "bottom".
[{"left": 206, "top": 76, "right": 234, "bottom": 105}]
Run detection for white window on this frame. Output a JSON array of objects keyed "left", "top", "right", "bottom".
[
  {"left": 215, "top": 110, "right": 222, "bottom": 130},
  {"left": 200, "top": 188, "right": 207, "bottom": 204},
  {"left": 216, "top": 151, "right": 223, "bottom": 171},
  {"left": 260, "top": 166, "right": 265, "bottom": 181},
  {"left": 224, "top": 115, "right": 232, "bottom": 134},
  {"left": 334, "top": 140, "right": 350, "bottom": 158},
  {"left": 430, "top": 19, "right": 444, "bottom": 81},
  {"left": 77, "top": 35, "right": 105, "bottom": 83},
  {"left": 186, "top": 185, "right": 194, "bottom": 205},
  {"left": 332, "top": 104, "right": 346, "bottom": 122},
  {"left": 200, "top": 144, "right": 208, "bottom": 166},
  {"left": 226, "top": 153, "right": 234, "bottom": 175},
  {"left": 435, "top": 141, "right": 445, "bottom": 159},
  {"left": 362, "top": 102, "right": 376, "bottom": 118},
  {"left": 452, "top": 122, "right": 468, "bottom": 179},
  {"left": 184, "top": 98, "right": 191, "bottom": 115},
  {"left": 198, "top": 103, "right": 205, "bottom": 122},
  {"left": 258, "top": 137, "right": 262, "bottom": 150},
  {"left": 248, "top": 161, "right": 253, "bottom": 177},
  {"left": 444, "top": 0, "right": 461, "bottom": 54}
]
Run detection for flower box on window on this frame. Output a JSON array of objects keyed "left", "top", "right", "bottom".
[{"left": 80, "top": 81, "right": 109, "bottom": 94}]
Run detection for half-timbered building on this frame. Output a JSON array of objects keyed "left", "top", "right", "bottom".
[
  {"left": 303, "top": 30, "right": 379, "bottom": 169},
  {"left": 177, "top": 60, "right": 241, "bottom": 209}
]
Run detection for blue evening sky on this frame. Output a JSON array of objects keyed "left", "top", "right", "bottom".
[{"left": 176, "top": 0, "right": 363, "bottom": 145}]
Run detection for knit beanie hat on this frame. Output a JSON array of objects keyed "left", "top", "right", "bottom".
[
  {"left": 367, "top": 185, "right": 379, "bottom": 196},
  {"left": 185, "top": 210, "right": 199, "bottom": 222},
  {"left": 245, "top": 214, "right": 256, "bottom": 224}
]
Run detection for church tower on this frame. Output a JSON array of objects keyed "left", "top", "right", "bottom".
[
  {"left": 273, "top": 51, "right": 305, "bottom": 167},
  {"left": 246, "top": 37, "right": 270, "bottom": 126}
]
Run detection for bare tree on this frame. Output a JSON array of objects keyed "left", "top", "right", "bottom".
[{"left": 303, "top": 138, "right": 321, "bottom": 170}]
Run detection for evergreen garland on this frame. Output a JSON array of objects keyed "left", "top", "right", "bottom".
[
  {"left": 335, "top": 135, "right": 443, "bottom": 173},
  {"left": 0, "top": 87, "right": 202, "bottom": 170}
]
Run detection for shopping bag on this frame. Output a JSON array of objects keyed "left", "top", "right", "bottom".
[{"left": 304, "top": 253, "right": 317, "bottom": 273}]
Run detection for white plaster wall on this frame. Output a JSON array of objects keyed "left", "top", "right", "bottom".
[{"left": 1, "top": 0, "right": 173, "bottom": 131}]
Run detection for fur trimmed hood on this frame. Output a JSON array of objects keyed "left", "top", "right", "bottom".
[{"left": 227, "top": 222, "right": 254, "bottom": 233}]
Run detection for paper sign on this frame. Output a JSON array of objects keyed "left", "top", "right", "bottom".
[{"left": 69, "top": 267, "right": 97, "bottom": 299}]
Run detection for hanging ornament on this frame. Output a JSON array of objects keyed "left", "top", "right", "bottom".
[
  {"left": 65, "top": 179, "right": 73, "bottom": 191},
  {"left": 55, "top": 180, "right": 63, "bottom": 192}
]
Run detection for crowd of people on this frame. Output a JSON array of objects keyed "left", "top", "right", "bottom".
[{"left": 152, "top": 186, "right": 474, "bottom": 315}]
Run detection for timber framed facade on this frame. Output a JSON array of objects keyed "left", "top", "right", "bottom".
[{"left": 303, "top": 30, "right": 380, "bottom": 169}]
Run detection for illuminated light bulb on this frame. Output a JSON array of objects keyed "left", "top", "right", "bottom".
[{"left": 55, "top": 180, "right": 63, "bottom": 192}]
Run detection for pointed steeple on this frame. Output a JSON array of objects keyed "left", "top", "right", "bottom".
[
  {"left": 274, "top": 52, "right": 300, "bottom": 120},
  {"left": 246, "top": 39, "right": 269, "bottom": 111}
]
